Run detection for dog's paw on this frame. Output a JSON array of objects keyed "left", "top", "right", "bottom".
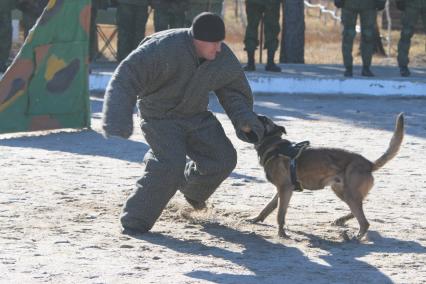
[
  {"left": 246, "top": 217, "right": 262, "bottom": 224},
  {"left": 356, "top": 231, "right": 368, "bottom": 241},
  {"left": 340, "top": 230, "right": 352, "bottom": 242},
  {"left": 340, "top": 230, "right": 366, "bottom": 243},
  {"left": 278, "top": 229, "right": 289, "bottom": 239},
  {"left": 332, "top": 220, "right": 346, "bottom": 227}
]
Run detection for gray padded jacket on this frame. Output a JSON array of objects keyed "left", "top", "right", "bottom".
[{"left": 102, "top": 28, "right": 261, "bottom": 142}]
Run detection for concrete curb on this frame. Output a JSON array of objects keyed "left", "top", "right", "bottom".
[
  {"left": 245, "top": 74, "right": 426, "bottom": 96},
  {"left": 90, "top": 71, "right": 426, "bottom": 97}
]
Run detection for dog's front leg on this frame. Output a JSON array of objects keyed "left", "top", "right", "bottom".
[
  {"left": 277, "top": 186, "right": 293, "bottom": 238},
  {"left": 247, "top": 193, "right": 278, "bottom": 223}
]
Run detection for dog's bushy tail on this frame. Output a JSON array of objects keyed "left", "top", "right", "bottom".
[{"left": 372, "top": 113, "right": 404, "bottom": 172}]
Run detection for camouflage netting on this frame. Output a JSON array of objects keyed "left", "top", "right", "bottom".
[{"left": 0, "top": 0, "right": 91, "bottom": 134}]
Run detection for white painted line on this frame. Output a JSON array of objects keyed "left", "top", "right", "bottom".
[{"left": 90, "top": 72, "right": 426, "bottom": 97}]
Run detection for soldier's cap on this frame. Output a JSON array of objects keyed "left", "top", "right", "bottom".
[{"left": 191, "top": 12, "right": 225, "bottom": 42}]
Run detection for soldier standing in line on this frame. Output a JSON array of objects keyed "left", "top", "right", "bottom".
[
  {"left": 334, "top": 0, "right": 386, "bottom": 77},
  {"left": 186, "top": 0, "right": 224, "bottom": 26},
  {"left": 243, "top": 0, "right": 282, "bottom": 72},
  {"left": 116, "top": 0, "right": 149, "bottom": 61},
  {"left": 151, "top": 0, "right": 188, "bottom": 32},
  {"left": 396, "top": 0, "right": 426, "bottom": 77},
  {"left": 0, "top": 0, "right": 15, "bottom": 73},
  {"left": 17, "top": 0, "right": 48, "bottom": 38}
]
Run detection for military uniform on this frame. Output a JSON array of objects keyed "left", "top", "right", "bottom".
[
  {"left": 0, "top": 0, "right": 15, "bottom": 72},
  {"left": 103, "top": 29, "right": 264, "bottom": 233},
  {"left": 116, "top": 0, "right": 149, "bottom": 61},
  {"left": 151, "top": 0, "right": 188, "bottom": 32},
  {"left": 186, "top": 0, "right": 224, "bottom": 25},
  {"left": 336, "top": 0, "right": 386, "bottom": 77},
  {"left": 243, "top": 0, "right": 281, "bottom": 72},
  {"left": 397, "top": 0, "right": 426, "bottom": 77}
]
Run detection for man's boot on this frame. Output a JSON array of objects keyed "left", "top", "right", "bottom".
[
  {"left": 361, "top": 65, "right": 374, "bottom": 77},
  {"left": 265, "top": 50, "right": 281, "bottom": 72},
  {"left": 344, "top": 66, "right": 353, "bottom": 77},
  {"left": 400, "top": 66, "right": 411, "bottom": 77},
  {"left": 184, "top": 196, "right": 207, "bottom": 211},
  {"left": 243, "top": 50, "right": 256, "bottom": 71}
]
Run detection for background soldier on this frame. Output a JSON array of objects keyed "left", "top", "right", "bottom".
[
  {"left": 151, "top": 0, "right": 187, "bottom": 32},
  {"left": 0, "top": 0, "right": 15, "bottom": 73},
  {"left": 396, "top": 0, "right": 426, "bottom": 77},
  {"left": 17, "top": 0, "right": 48, "bottom": 38},
  {"left": 243, "top": 0, "right": 281, "bottom": 72},
  {"left": 116, "top": 0, "right": 149, "bottom": 61},
  {"left": 334, "top": 0, "right": 386, "bottom": 77},
  {"left": 186, "top": 0, "right": 224, "bottom": 26}
]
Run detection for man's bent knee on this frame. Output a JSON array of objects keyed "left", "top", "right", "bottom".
[
  {"left": 223, "top": 146, "right": 237, "bottom": 175},
  {"left": 120, "top": 211, "right": 152, "bottom": 234}
]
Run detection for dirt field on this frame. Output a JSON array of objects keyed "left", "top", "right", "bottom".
[{"left": 1, "top": 93, "right": 425, "bottom": 283}]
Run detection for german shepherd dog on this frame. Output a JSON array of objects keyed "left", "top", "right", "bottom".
[{"left": 248, "top": 114, "right": 404, "bottom": 240}]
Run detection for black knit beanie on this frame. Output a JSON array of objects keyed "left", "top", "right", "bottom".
[{"left": 191, "top": 12, "right": 225, "bottom": 42}]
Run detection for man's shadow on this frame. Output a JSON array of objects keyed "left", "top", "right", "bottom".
[
  {"left": 136, "top": 222, "right": 423, "bottom": 283},
  {"left": 0, "top": 129, "right": 148, "bottom": 163}
]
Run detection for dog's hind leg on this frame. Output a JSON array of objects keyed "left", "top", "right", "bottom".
[
  {"left": 277, "top": 186, "right": 293, "bottom": 238},
  {"left": 331, "top": 184, "right": 355, "bottom": 226},
  {"left": 247, "top": 193, "right": 278, "bottom": 223},
  {"left": 346, "top": 198, "right": 369, "bottom": 240},
  {"left": 345, "top": 166, "right": 374, "bottom": 239},
  {"left": 332, "top": 213, "right": 354, "bottom": 226}
]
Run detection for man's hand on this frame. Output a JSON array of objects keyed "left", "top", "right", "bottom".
[
  {"left": 396, "top": 0, "right": 405, "bottom": 11},
  {"left": 334, "top": 0, "right": 344, "bottom": 9},
  {"left": 240, "top": 118, "right": 264, "bottom": 144},
  {"left": 102, "top": 124, "right": 132, "bottom": 139}
]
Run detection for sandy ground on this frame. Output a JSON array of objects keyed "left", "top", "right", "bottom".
[{"left": 1, "top": 93, "right": 425, "bottom": 283}]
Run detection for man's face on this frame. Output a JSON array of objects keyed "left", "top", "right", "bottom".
[{"left": 193, "top": 39, "right": 222, "bottom": 61}]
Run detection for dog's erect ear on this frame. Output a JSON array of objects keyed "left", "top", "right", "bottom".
[
  {"left": 279, "top": 125, "right": 287, "bottom": 135},
  {"left": 257, "top": 115, "right": 275, "bottom": 132},
  {"left": 257, "top": 114, "right": 287, "bottom": 136}
]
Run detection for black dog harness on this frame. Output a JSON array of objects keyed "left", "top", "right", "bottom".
[{"left": 257, "top": 137, "right": 310, "bottom": 192}]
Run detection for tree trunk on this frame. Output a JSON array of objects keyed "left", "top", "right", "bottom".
[{"left": 280, "top": 0, "right": 305, "bottom": 63}]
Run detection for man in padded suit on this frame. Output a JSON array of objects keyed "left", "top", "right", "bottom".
[{"left": 102, "top": 12, "right": 265, "bottom": 235}]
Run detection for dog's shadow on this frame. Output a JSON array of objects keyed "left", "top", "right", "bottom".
[
  {"left": 136, "top": 223, "right": 423, "bottom": 283},
  {"left": 299, "top": 229, "right": 426, "bottom": 257}
]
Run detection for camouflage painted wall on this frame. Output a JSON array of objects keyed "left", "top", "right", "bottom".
[{"left": 0, "top": 0, "right": 91, "bottom": 134}]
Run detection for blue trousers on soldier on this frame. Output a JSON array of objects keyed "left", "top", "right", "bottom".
[{"left": 120, "top": 112, "right": 237, "bottom": 232}]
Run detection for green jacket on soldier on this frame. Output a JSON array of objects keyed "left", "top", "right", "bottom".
[
  {"left": 118, "top": 0, "right": 149, "bottom": 5},
  {"left": 151, "top": 0, "right": 188, "bottom": 32},
  {"left": 186, "top": 0, "right": 224, "bottom": 26},
  {"left": 335, "top": 0, "right": 386, "bottom": 10}
]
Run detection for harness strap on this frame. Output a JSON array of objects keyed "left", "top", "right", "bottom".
[{"left": 263, "top": 140, "right": 310, "bottom": 192}]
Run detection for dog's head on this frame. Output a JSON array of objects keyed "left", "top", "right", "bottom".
[
  {"left": 257, "top": 115, "right": 286, "bottom": 141},
  {"left": 255, "top": 115, "right": 287, "bottom": 162}
]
